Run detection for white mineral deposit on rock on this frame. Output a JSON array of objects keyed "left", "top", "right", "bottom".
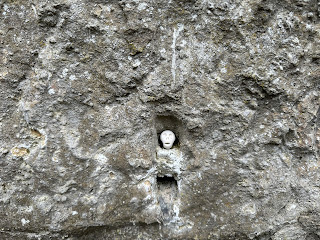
[
  {"left": 1, "top": 0, "right": 319, "bottom": 239},
  {"left": 160, "top": 130, "right": 176, "bottom": 149}
]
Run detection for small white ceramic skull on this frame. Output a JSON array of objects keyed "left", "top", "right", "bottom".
[{"left": 160, "top": 130, "right": 176, "bottom": 149}]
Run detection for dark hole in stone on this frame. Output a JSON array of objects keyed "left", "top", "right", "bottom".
[
  {"left": 157, "top": 176, "right": 177, "bottom": 188},
  {"left": 157, "top": 175, "right": 178, "bottom": 221},
  {"left": 158, "top": 133, "right": 179, "bottom": 149},
  {"left": 154, "top": 115, "right": 182, "bottom": 149}
]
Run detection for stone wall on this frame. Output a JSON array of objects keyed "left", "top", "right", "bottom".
[{"left": 0, "top": 0, "right": 320, "bottom": 239}]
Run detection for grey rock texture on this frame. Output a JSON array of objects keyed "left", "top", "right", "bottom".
[{"left": 0, "top": 0, "right": 320, "bottom": 239}]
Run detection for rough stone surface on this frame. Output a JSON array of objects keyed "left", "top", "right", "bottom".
[{"left": 0, "top": 0, "right": 320, "bottom": 239}]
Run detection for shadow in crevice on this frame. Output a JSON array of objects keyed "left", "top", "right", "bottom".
[{"left": 157, "top": 175, "right": 178, "bottom": 223}]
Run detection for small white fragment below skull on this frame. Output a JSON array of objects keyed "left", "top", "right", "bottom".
[{"left": 160, "top": 130, "right": 176, "bottom": 149}]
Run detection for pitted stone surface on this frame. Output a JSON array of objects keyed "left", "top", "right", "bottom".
[{"left": 1, "top": 0, "right": 320, "bottom": 239}]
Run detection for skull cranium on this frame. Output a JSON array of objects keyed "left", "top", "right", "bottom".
[{"left": 160, "top": 130, "right": 176, "bottom": 149}]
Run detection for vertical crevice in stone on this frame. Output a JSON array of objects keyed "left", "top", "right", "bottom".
[{"left": 156, "top": 175, "right": 178, "bottom": 223}]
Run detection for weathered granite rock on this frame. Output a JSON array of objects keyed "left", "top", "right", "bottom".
[{"left": 0, "top": 0, "right": 320, "bottom": 239}]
